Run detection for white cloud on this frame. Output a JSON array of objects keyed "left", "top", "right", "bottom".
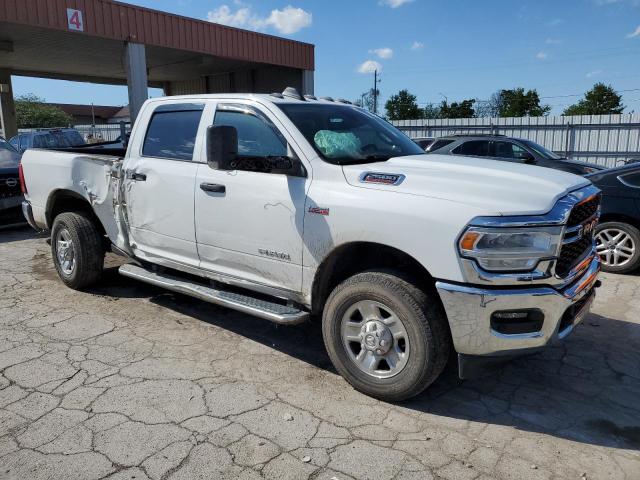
[
  {"left": 207, "top": 4, "right": 312, "bottom": 35},
  {"left": 627, "top": 25, "right": 640, "bottom": 37},
  {"left": 207, "top": 5, "right": 251, "bottom": 28},
  {"left": 260, "top": 6, "right": 312, "bottom": 34},
  {"left": 380, "top": 0, "right": 413, "bottom": 8},
  {"left": 536, "top": 51, "right": 548, "bottom": 60},
  {"left": 545, "top": 37, "right": 562, "bottom": 44},
  {"left": 357, "top": 60, "right": 382, "bottom": 74},
  {"left": 586, "top": 69, "right": 603, "bottom": 78},
  {"left": 369, "top": 47, "right": 393, "bottom": 59},
  {"left": 410, "top": 41, "right": 424, "bottom": 51}
]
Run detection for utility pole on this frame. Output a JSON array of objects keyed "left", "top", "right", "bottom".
[
  {"left": 372, "top": 70, "right": 382, "bottom": 114},
  {"left": 373, "top": 70, "right": 378, "bottom": 114}
]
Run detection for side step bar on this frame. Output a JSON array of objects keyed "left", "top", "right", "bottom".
[{"left": 119, "top": 264, "right": 309, "bottom": 325}]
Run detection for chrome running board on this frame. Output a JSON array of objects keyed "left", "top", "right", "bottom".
[{"left": 119, "top": 263, "right": 309, "bottom": 325}]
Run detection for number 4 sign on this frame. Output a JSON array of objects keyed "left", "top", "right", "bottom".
[{"left": 67, "top": 8, "right": 84, "bottom": 32}]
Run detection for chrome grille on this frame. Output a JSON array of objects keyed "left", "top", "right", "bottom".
[
  {"left": 566, "top": 195, "right": 600, "bottom": 227},
  {"left": 556, "top": 195, "right": 600, "bottom": 277}
]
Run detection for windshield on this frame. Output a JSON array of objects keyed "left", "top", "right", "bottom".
[
  {"left": 277, "top": 103, "right": 425, "bottom": 164},
  {"left": 522, "top": 140, "right": 562, "bottom": 160}
]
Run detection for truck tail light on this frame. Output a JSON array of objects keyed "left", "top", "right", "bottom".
[{"left": 18, "top": 162, "right": 27, "bottom": 194}]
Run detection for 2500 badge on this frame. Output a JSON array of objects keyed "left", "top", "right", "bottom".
[{"left": 258, "top": 249, "right": 291, "bottom": 261}]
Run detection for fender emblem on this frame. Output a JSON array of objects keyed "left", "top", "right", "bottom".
[
  {"left": 308, "top": 206, "right": 330, "bottom": 216},
  {"left": 359, "top": 172, "right": 406, "bottom": 186}
]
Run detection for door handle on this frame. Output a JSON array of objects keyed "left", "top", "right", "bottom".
[
  {"left": 126, "top": 171, "right": 147, "bottom": 181},
  {"left": 200, "top": 182, "right": 226, "bottom": 193}
]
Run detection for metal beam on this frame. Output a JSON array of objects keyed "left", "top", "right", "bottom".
[
  {"left": 0, "top": 69, "right": 17, "bottom": 139},
  {"left": 124, "top": 42, "right": 149, "bottom": 122},
  {"left": 302, "top": 69, "right": 314, "bottom": 95},
  {"left": 10, "top": 69, "right": 164, "bottom": 89}
]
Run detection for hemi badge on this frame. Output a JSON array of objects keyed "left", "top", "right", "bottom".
[
  {"left": 308, "top": 206, "right": 330, "bottom": 216},
  {"left": 360, "top": 172, "right": 406, "bottom": 186}
]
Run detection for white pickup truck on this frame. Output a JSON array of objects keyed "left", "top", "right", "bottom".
[{"left": 20, "top": 88, "right": 601, "bottom": 401}]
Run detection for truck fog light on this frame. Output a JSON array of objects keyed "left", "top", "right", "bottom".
[{"left": 490, "top": 309, "right": 544, "bottom": 335}]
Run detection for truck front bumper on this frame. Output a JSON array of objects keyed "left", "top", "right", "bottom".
[{"left": 436, "top": 254, "right": 600, "bottom": 378}]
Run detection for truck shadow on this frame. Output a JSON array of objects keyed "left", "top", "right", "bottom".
[
  {"left": 144, "top": 284, "right": 640, "bottom": 451},
  {"left": 24, "top": 231, "right": 639, "bottom": 452}
]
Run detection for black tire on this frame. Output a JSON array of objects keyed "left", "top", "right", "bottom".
[
  {"left": 595, "top": 221, "right": 640, "bottom": 274},
  {"left": 51, "top": 212, "right": 104, "bottom": 289},
  {"left": 322, "top": 270, "right": 450, "bottom": 402}
]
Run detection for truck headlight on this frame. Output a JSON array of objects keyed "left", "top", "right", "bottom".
[{"left": 458, "top": 226, "right": 563, "bottom": 272}]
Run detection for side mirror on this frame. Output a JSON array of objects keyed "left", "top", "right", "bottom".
[{"left": 207, "top": 125, "right": 238, "bottom": 170}]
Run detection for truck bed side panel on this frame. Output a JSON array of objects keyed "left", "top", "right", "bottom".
[{"left": 21, "top": 149, "right": 126, "bottom": 250}]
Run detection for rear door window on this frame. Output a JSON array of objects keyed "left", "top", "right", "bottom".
[
  {"left": 452, "top": 140, "right": 490, "bottom": 157},
  {"left": 142, "top": 104, "right": 204, "bottom": 160}
]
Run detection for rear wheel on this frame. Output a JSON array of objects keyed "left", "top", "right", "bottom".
[
  {"left": 51, "top": 212, "right": 104, "bottom": 289},
  {"left": 595, "top": 221, "right": 640, "bottom": 274},
  {"left": 322, "top": 271, "right": 450, "bottom": 402}
]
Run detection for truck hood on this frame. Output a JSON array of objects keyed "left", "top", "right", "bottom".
[{"left": 342, "top": 154, "right": 591, "bottom": 216}]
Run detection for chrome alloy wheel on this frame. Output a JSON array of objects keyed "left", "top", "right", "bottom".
[
  {"left": 596, "top": 228, "right": 636, "bottom": 268},
  {"left": 56, "top": 228, "right": 76, "bottom": 275},
  {"left": 340, "top": 300, "right": 410, "bottom": 379}
]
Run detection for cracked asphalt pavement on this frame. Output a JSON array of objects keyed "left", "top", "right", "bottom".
[{"left": 1, "top": 227, "right": 639, "bottom": 480}]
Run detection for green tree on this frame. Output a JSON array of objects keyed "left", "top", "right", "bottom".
[
  {"left": 498, "top": 88, "right": 550, "bottom": 117},
  {"left": 15, "top": 94, "right": 72, "bottom": 129},
  {"left": 385, "top": 89, "right": 423, "bottom": 120},
  {"left": 423, "top": 102, "right": 441, "bottom": 119},
  {"left": 439, "top": 99, "right": 475, "bottom": 118},
  {"left": 563, "top": 83, "right": 624, "bottom": 116}
]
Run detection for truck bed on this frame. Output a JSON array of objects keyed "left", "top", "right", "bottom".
[{"left": 20, "top": 148, "right": 125, "bottom": 249}]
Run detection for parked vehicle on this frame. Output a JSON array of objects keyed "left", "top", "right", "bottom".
[
  {"left": 9, "top": 128, "right": 86, "bottom": 154},
  {"left": 427, "top": 134, "right": 604, "bottom": 176},
  {"left": 412, "top": 136, "right": 435, "bottom": 150},
  {"left": 0, "top": 137, "right": 24, "bottom": 226},
  {"left": 587, "top": 164, "right": 640, "bottom": 273},
  {"left": 20, "top": 89, "right": 601, "bottom": 401}
]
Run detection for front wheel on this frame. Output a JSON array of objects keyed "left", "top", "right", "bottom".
[
  {"left": 51, "top": 212, "right": 105, "bottom": 289},
  {"left": 322, "top": 271, "right": 450, "bottom": 402},
  {"left": 595, "top": 221, "right": 640, "bottom": 274}
]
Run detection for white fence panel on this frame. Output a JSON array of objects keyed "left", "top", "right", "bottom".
[{"left": 393, "top": 114, "right": 640, "bottom": 168}]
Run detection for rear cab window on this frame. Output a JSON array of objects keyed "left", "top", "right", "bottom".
[{"left": 142, "top": 104, "right": 204, "bottom": 160}]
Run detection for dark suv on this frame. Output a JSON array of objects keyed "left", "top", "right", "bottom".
[
  {"left": 587, "top": 163, "right": 640, "bottom": 274},
  {"left": 9, "top": 128, "right": 86, "bottom": 154},
  {"left": 427, "top": 134, "right": 604, "bottom": 176},
  {"left": 0, "top": 137, "right": 24, "bottom": 226}
]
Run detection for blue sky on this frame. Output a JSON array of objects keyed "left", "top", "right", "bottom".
[{"left": 12, "top": 0, "right": 640, "bottom": 115}]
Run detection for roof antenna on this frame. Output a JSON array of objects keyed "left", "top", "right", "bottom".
[{"left": 282, "top": 87, "right": 304, "bottom": 100}]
